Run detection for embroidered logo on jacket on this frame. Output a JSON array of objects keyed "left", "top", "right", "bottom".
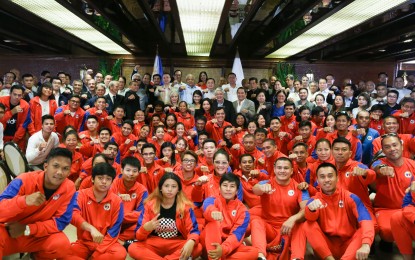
[{"left": 104, "top": 203, "right": 111, "bottom": 210}]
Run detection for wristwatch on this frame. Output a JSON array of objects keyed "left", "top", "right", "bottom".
[
  {"left": 24, "top": 225, "right": 30, "bottom": 236},
  {"left": 378, "top": 164, "right": 388, "bottom": 169}
]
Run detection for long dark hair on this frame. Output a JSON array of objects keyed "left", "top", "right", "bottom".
[{"left": 160, "top": 142, "right": 177, "bottom": 166}]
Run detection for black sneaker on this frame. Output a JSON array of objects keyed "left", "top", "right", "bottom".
[
  {"left": 123, "top": 239, "right": 136, "bottom": 251},
  {"left": 378, "top": 239, "right": 393, "bottom": 253}
]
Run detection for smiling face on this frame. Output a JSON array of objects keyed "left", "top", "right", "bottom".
[
  {"left": 274, "top": 159, "right": 293, "bottom": 185},
  {"left": 316, "top": 141, "right": 331, "bottom": 161},
  {"left": 240, "top": 155, "right": 254, "bottom": 174},
  {"left": 213, "top": 153, "right": 229, "bottom": 176},
  {"left": 383, "top": 117, "right": 399, "bottom": 133},
  {"left": 382, "top": 136, "right": 403, "bottom": 162},
  {"left": 64, "top": 133, "right": 78, "bottom": 151},
  {"left": 316, "top": 166, "right": 337, "bottom": 195},
  {"left": 335, "top": 115, "right": 350, "bottom": 131}
]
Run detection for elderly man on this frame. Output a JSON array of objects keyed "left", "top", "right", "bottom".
[
  {"left": 212, "top": 88, "right": 235, "bottom": 123},
  {"left": 104, "top": 81, "right": 124, "bottom": 115},
  {"left": 179, "top": 74, "right": 201, "bottom": 104}
]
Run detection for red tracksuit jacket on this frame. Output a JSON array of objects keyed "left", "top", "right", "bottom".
[
  {"left": 0, "top": 96, "right": 31, "bottom": 141},
  {"left": 203, "top": 195, "right": 250, "bottom": 256},
  {"left": 233, "top": 169, "right": 268, "bottom": 209},
  {"left": 71, "top": 187, "right": 124, "bottom": 254},
  {"left": 305, "top": 188, "right": 374, "bottom": 245},
  {"left": 135, "top": 200, "right": 200, "bottom": 243},
  {"left": 28, "top": 97, "right": 58, "bottom": 135},
  {"left": 371, "top": 157, "right": 415, "bottom": 210},
  {"left": 0, "top": 170, "right": 76, "bottom": 237},
  {"left": 54, "top": 105, "right": 85, "bottom": 134},
  {"left": 110, "top": 177, "right": 148, "bottom": 225}
]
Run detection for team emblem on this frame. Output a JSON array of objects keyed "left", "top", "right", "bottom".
[
  {"left": 367, "top": 136, "right": 373, "bottom": 141},
  {"left": 411, "top": 120, "right": 415, "bottom": 124},
  {"left": 288, "top": 190, "right": 295, "bottom": 196},
  {"left": 405, "top": 171, "right": 412, "bottom": 178},
  {"left": 377, "top": 126, "right": 381, "bottom": 129},
  {"left": 52, "top": 194, "right": 60, "bottom": 200},
  {"left": 104, "top": 203, "right": 111, "bottom": 210},
  {"left": 131, "top": 193, "right": 137, "bottom": 199},
  {"left": 232, "top": 210, "right": 237, "bottom": 216},
  {"left": 339, "top": 200, "right": 344, "bottom": 208},
  {"left": 345, "top": 172, "right": 350, "bottom": 178},
  {"left": 87, "top": 200, "right": 92, "bottom": 205}
]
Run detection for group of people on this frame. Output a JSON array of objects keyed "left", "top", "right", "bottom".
[{"left": 1, "top": 67, "right": 415, "bottom": 259}]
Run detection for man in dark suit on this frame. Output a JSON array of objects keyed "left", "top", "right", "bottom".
[
  {"left": 343, "top": 84, "right": 358, "bottom": 109},
  {"left": 124, "top": 80, "right": 141, "bottom": 120},
  {"left": 212, "top": 88, "right": 235, "bottom": 124},
  {"left": 104, "top": 80, "right": 124, "bottom": 115}
]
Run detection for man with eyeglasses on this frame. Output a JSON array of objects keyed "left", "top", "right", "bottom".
[
  {"left": 371, "top": 134, "right": 415, "bottom": 251},
  {"left": 54, "top": 95, "right": 85, "bottom": 134},
  {"left": 383, "top": 90, "right": 400, "bottom": 117},
  {"left": 137, "top": 143, "right": 167, "bottom": 193},
  {"left": 392, "top": 97, "right": 415, "bottom": 135},
  {"left": 175, "top": 150, "right": 205, "bottom": 228},
  {"left": 372, "top": 116, "right": 415, "bottom": 160}
]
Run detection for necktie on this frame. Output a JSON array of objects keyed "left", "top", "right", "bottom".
[{"left": 113, "top": 95, "right": 116, "bottom": 104}]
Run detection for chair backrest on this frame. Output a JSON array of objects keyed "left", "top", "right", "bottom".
[
  {"left": 0, "top": 161, "right": 12, "bottom": 194},
  {"left": 3, "top": 142, "right": 29, "bottom": 177}
]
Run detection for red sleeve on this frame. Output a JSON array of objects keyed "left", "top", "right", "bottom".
[
  {"left": 14, "top": 102, "right": 30, "bottom": 142},
  {"left": 221, "top": 207, "right": 249, "bottom": 256},
  {"left": 304, "top": 200, "right": 320, "bottom": 221},
  {"left": 135, "top": 203, "right": 154, "bottom": 241},
  {"left": 403, "top": 205, "right": 415, "bottom": 223}
]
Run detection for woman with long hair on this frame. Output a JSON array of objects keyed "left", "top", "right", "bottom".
[
  {"left": 198, "top": 71, "right": 208, "bottom": 89},
  {"left": 196, "top": 98, "right": 213, "bottom": 121},
  {"left": 329, "top": 94, "right": 346, "bottom": 115},
  {"left": 156, "top": 142, "right": 181, "bottom": 172},
  {"left": 255, "top": 89, "right": 272, "bottom": 124},
  {"left": 189, "top": 90, "right": 203, "bottom": 117},
  {"left": 315, "top": 114, "right": 336, "bottom": 140},
  {"left": 128, "top": 172, "right": 202, "bottom": 260},
  {"left": 164, "top": 113, "right": 178, "bottom": 139},
  {"left": 352, "top": 93, "right": 371, "bottom": 118},
  {"left": 171, "top": 122, "right": 195, "bottom": 150},
  {"left": 233, "top": 113, "right": 248, "bottom": 144},
  {"left": 28, "top": 82, "right": 58, "bottom": 135},
  {"left": 315, "top": 93, "right": 331, "bottom": 115}
]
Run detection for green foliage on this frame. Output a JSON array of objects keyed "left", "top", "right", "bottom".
[
  {"left": 274, "top": 62, "right": 296, "bottom": 87},
  {"left": 93, "top": 16, "right": 121, "bottom": 41},
  {"left": 98, "top": 58, "right": 123, "bottom": 79}
]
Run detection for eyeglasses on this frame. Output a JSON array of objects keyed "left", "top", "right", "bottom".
[
  {"left": 182, "top": 159, "right": 196, "bottom": 164},
  {"left": 142, "top": 152, "right": 155, "bottom": 157},
  {"left": 381, "top": 133, "right": 398, "bottom": 139},
  {"left": 133, "top": 79, "right": 141, "bottom": 82}
]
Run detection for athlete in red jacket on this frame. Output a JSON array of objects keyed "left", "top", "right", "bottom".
[
  {"left": 267, "top": 117, "right": 292, "bottom": 155},
  {"left": 263, "top": 138, "right": 287, "bottom": 178},
  {"left": 202, "top": 173, "right": 258, "bottom": 260},
  {"left": 28, "top": 94, "right": 58, "bottom": 135},
  {"left": 128, "top": 173, "right": 202, "bottom": 260},
  {"left": 392, "top": 98, "right": 415, "bottom": 135},
  {"left": 0, "top": 148, "right": 76, "bottom": 259},
  {"left": 391, "top": 182, "right": 415, "bottom": 259},
  {"left": 0, "top": 85, "right": 31, "bottom": 150},
  {"left": 54, "top": 95, "right": 85, "bottom": 135},
  {"left": 110, "top": 157, "right": 148, "bottom": 245},
  {"left": 371, "top": 134, "right": 415, "bottom": 242},
  {"left": 205, "top": 107, "right": 232, "bottom": 143},
  {"left": 304, "top": 162, "right": 373, "bottom": 259},
  {"left": 230, "top": 134, "right": 266, "bottom": 170},
  {"left": 252, "top": 157, "right": 309, "bottom": 260},
  {"left": 65, "top": 163, "right": 126, "bottom": 260},
  {"left": 233, "top": 154, "right": 269, "bottom": 217}
]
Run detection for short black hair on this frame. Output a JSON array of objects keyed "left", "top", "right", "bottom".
[
  {"left": 47, "top": 147, "right": 72, "bottom": 163},
  {"left": 121, "top": 156, "right": 141, "bottom": 170},
  {"left": 316, "top": 162, "right": 337, "bottom": 176},
  {"left": 141, "top": 143, "right": 156, "bottom": 154},
  {"left": 42, "top": 114, "right": 55, "bottom": 124},
  {"left": 298, "top": 120, "right": 312, "bottom": 129},
  {"left": 239, "top": 153, "right": 254, "bottom": 163},
  {"left": 92, "top": 162, "right": 116, "bottom": 180},
  {"left": 86, "top": 114, "right": 98, "bottom": 122},
  {"left": 332, "top": 137, "right": 351, "bottom": 150},
  {"left": 220, "top": 172, "right": 240, "bottom": 189},
  {"left": 104, "top": 141, "right": 119, "bottom": 150},
  {"left": 292, "top": 142, "right": 308, "bottom": 151},
  {"left": 99, "top": 127, "right": 112, "bottom": 135},
  {"left": 274, "top": 157, "right": 293, "bottom": 167}
]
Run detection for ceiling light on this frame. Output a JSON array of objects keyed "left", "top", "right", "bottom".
[
  {"left": 404, "top": 39, "right": 413, "bottom": 43},
  {"left": 176, "top": 0, "right": 226, "bottom": 56},
  {"left": 266, "top": 0, "right": 407, "bottom": 59},
  {"left": 11, "top": 0, "right": 130, "bottom": 55},
  {"left": 378, "top": 49, "right": 386, "bottom": 52}
]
